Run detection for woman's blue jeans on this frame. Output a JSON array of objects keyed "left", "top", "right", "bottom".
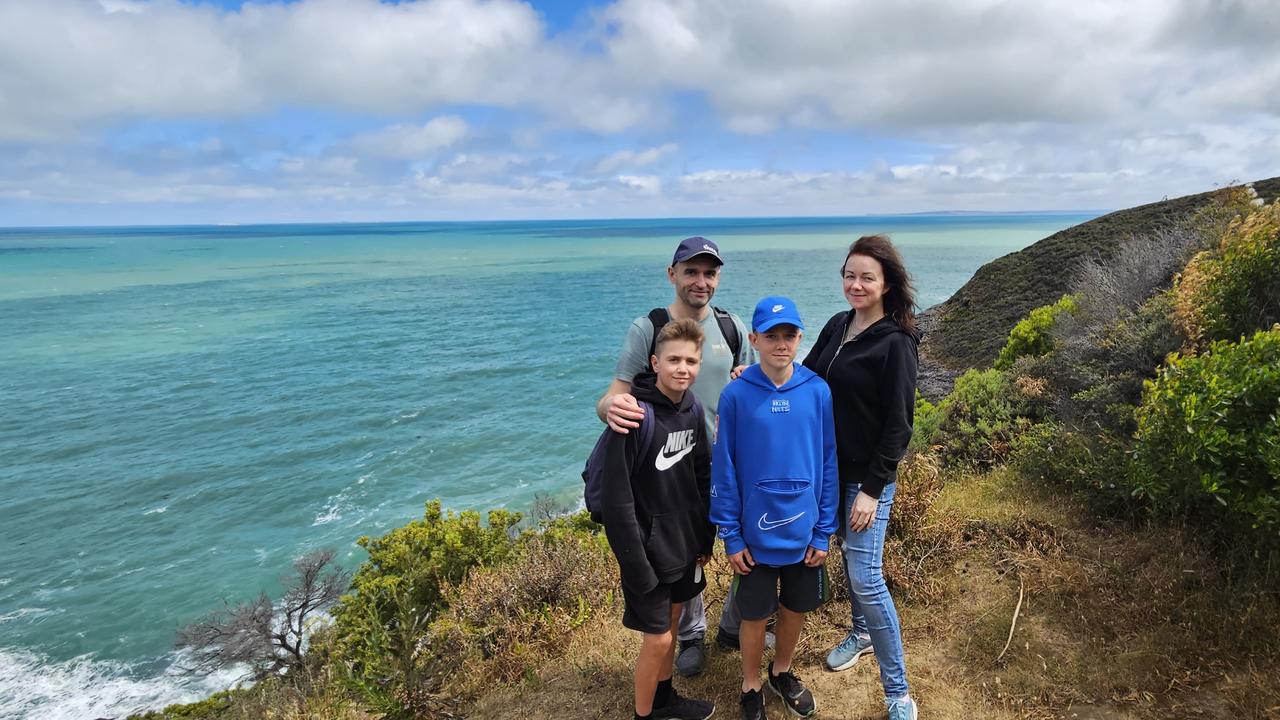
[{"left": 841, "top": 481, "right": 909, "bottom": 699}]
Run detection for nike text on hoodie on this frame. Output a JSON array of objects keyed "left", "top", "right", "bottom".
[
  {"left": 600, "top": 372, "right": 715, "bottom": 595},
  {"left": 710, "top": 363, "right": 839, "bottom": 567}
]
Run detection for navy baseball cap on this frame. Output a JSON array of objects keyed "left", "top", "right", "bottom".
[
  {"left": 672, "top": 236, "right": 723, "bottom": 266},
  {"left": 753, "top": 296, "right": 805, "bottom": 332}
]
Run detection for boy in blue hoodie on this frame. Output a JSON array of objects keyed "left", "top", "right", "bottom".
[{"left": 711, "top": 296, "right": 839, "bottom": 720}]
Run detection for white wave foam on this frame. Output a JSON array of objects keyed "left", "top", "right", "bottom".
[
  {"left": 143, "top": 505, "right": 168, "bottom": 515},
  {"left": 0, "top": 647, "right": 241, "bottom": 720}
]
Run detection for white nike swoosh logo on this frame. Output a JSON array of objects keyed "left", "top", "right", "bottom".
[
  {"left": 758, "top": 511, "right": 805, "bottom": 531},
  {"left": 654, "top": 445, "right": 694, "bottom": 471}
]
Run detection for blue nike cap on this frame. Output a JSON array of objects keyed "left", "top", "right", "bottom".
[{"left": 752, "top": 295, "right": 804, "bottom": 332}]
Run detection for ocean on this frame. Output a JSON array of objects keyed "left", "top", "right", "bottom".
[{"left": 0, "top": 214, "right": 1094, "bottom": 718}]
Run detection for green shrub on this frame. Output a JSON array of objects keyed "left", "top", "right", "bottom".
[
  {"left": 1011, "top": 423, "right": 1139, "bottom": 519},
  {"left": 994, "top": 294, "right": 1078, "bottom": 370},
  {"left": 1175, "top": 200, "right": 1280, "bottom": 347},
  {"left": 1132, "top": 328, "right": 1280, "bottom": 529},
  {"left": 909, "top": 391, "right": 943, "bottom": 454},
  {"left": 331, "top": 500, "right": 521, "bottom": 716},
  {"left": 126, "top": 692, "right": 234, "bottom": 720},
  {"left": 932, "top": 368, "right": 1035, "bottom": 468}
]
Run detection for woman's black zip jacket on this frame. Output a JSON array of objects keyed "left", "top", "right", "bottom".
[
  {"left": 601, "top": 372, "right": 714, "bottom": 595},
  {"left": 802, "top": 312, "right": 919, "bottom": 502}
]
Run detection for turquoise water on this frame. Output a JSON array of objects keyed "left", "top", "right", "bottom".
[{"left": 0, "top": 214, "right": 1093, "bottom": 717}]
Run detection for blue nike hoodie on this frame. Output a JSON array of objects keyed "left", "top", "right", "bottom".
[{"left": 711, "top": 362, "right": 839, "bottom": 566}]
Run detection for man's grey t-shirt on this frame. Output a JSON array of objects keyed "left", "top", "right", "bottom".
[{"left": 613, "top": 310, "right": 756, "bottom": 437}]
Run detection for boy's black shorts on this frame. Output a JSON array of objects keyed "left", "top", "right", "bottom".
[
  {"left": 621, "top": 564, "right": 706, "bottom": 634},
  {"left": 733, "top": 561, "right": 828, "bottom": 620}
]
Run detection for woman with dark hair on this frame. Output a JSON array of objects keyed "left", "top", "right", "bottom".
[{"left": 802, "top": 234, "right": 919, "bottom": 720}]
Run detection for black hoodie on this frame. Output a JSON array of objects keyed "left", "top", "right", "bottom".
[
  {"left": 601, "top": 372, "right": 714, "bottom": 595},
  {"left": 802, "top": 313, "right": 919, "bottom": 501}
]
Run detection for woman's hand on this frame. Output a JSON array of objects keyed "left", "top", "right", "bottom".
[{"left": 848, "top": 491, "right": 878, "bottom": 533}]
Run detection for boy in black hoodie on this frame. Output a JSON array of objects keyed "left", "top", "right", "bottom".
[{"left": 602, "top": 318, "right": 717, "bottom": 720}]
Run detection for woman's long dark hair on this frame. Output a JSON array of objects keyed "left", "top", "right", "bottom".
[{"left": 845, "top": 234, "right": 917, "bottom": 334}]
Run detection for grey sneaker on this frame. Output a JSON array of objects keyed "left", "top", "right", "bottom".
[
  {"left": 675, "top": 636, "right": 706, "bottom": 677},
  {"left": 824, "top": 630, "right": 873, "bottom": 672},
  {"left": 740, "top": 688, "right": 766, "bottom": 720},
  {"left": 886, "top": 696, "right": 918, "bottom": 720},
  {"left": 716, "top": 629, "right": 776, "bottom": 652},
  {"left": 766, "top": 662, "right": 816, "bottom": 718},
  {"left": 652, "top": 687, "right": 715, "bottom": 720}
]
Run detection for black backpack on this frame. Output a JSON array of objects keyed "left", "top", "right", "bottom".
[
  {"left": 581, "top": 396, "right": 704, "bottom": 524},
  {"left": 644, "top": 307, "right": 741, "bottom": 372}
]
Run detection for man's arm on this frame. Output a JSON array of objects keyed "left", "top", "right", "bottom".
[
  {"left": 598, "top": 318, "right": 653, "bottom": 433},
  {"left": 596, "top": 378, "right": 645, "bottom": 433}
]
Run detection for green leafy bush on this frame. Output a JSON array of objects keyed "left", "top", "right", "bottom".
[
  {"left": 1011, "top": 423, "right": 1139, "bottom": 518},
  {"left": 909, "top": 391, "right": 943, "bottom": 454},
  {"left": 1132, "top": 328, "right": 1280, "bottom": 528},
  {"left": 994, "top": 294, "right": 1078, "bottom": 370},
  {"left": 1175, "top": 200, "right": 1280, "bottom": 347},
  {"left": 332, "top": 500, "right": 521, "bottom": 716},
  {"left": 931, "top": 368, "right": 1035, "bottom": 468}
]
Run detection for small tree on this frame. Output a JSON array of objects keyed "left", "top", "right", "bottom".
[{"left": 177, "top": 549, "right": 350, "bottom": 682}]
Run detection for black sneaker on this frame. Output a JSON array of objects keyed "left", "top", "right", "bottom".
[
  {"left": 652, "top": 687, "right": 715, "bottom": 720},
  {"left": 766, "top": 662, "right": 816, "bottom": 718},
  {"left": 716, "top": 629, "right": 741, "bottom": 651},
  {"left": 740, "top": 688, "right": 766, "bottom": 720},
  {"left": 675, "top": 636, "right": 706, "bottom": 677}
]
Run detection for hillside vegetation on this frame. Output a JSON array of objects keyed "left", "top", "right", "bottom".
[
  {"left": 131, "top": 182, "right": 1280, "bottom": 720},
  {"left": 922, "top": 177, "right": 1280, "bottom": 372}
]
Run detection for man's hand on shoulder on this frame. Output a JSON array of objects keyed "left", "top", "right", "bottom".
[
  {"left": 606, "top": 392, "right": 645, "bottom": 434},
  {"left": 729, "top": 364, "right": 747, "bottom": 380}
]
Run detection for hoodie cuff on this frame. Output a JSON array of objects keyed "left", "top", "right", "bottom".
[
  {"left": 721, "top": 533, "right": 746, "bottom": 558},
  {"left": 808, "top": 532, "right": 830, "bottom": 553}
]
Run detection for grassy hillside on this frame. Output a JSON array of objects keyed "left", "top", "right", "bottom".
[{"left": 922, "top": 177, "right": 1280, "bottom": 371}]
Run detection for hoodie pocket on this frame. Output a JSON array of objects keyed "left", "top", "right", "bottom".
[
  {"left": 745, "top": 478, "right": 817, "bottom": 549},
  {"left": 644, "top": 513, "right": 696, "bottom": 578}
]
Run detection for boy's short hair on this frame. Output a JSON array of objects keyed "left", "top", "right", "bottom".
[{"left": 654, "top": 317, "right": 705, "bottom": 354}]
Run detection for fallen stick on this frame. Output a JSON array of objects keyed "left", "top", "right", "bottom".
[{"left": 996, "top": 576, "right": 1025, "bottom": 663}]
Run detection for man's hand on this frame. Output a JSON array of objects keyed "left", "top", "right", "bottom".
[
  {"left": 728, "top": 547, "right": 755, "bottom": 575},
  {"left": 605, "top": 392, "right": 645, "bottom": 433},
  {"left": 803, "top": 545, "right": 827, "bottom": 567},
  {"left": 697, "top": 554, "right": 712, "bottom": 567},
  {"left": 729, "top": 364, "right": 748, "bottom": 380},
  {"left": 848, "top": 490, "right": 878, "bottom": 533}
]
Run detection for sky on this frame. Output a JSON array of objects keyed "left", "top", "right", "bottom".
[{"left": 0, "top": 0, "right": 1278, "bottom": 226}]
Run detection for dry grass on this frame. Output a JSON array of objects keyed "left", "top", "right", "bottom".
[{"left": 464, "top": 466, "right": 1280, "bottom": 720}]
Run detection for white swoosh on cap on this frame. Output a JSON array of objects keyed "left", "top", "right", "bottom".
[
  {"left": 757, "top": 511, "right": 805, "bottom": 531},
  {"left": 654, "top": 445, "right": 694, "bottom": 471}
]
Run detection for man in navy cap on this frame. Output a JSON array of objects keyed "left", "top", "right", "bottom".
[{"left": 597, "top": 236, "right": 756, "bottom": 677}]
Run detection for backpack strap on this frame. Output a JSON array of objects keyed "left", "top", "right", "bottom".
[
  {"left": 712, "top": 306, "right": 742, "bottom": 363},
  {"left": 650, "top": 306, "right": 742, "bottom": 371},
  {"left": 645, "top": 307, "right": 672, "bottom": 372}
]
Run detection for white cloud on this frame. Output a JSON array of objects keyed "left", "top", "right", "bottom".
[
  {"left": 590, "top": 143, "right": 677, "bottom": 174},
  {"left": 347, "top": 117, "right": 469, "bottom": 159}
]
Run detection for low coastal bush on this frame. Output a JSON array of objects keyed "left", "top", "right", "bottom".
[
  {"left": 930, "top": 368, "right": 1036, "bottom": 468},
  {"left": 432, "top": 529, "right": 615, "bottom": 694},
  {"left": 909, "top": 391, "right": 943, "bottom": 454},
  {"left": 1175, "top": 197, "right": 1280, "bottom": 347},
  {"left": 994, "top": 294, "right": 1077, "bottom": 370},
  {"left": 880, "top": 452, "right": 967, "bottom": 604},
  {"left": 331, "top": 500, "right": 522, "bottom": 716},
  {"left": 1132, "top": 328, "right": 1280, "bottom": 529},
  {"left": 1011, "top": 423, "right": 1138, "bottom": 519}
]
